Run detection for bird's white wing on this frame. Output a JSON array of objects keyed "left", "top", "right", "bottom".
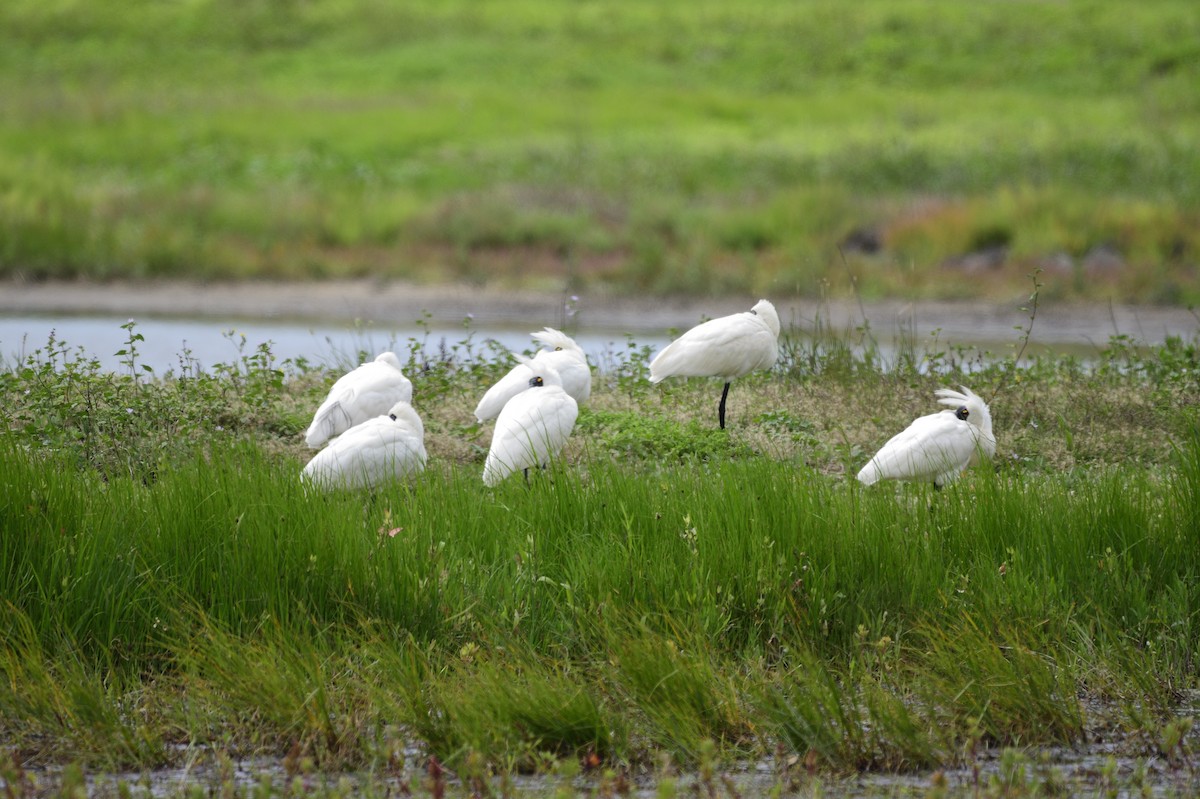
[
  {"left": 474, "top": 361, "right": 537, "bottom": 422},
  {"left": 857, "top": 412, "right": 980, "bottom": 486},
  {"left": 378, "top": 415, "right": 428, "bottom": 478},
  {"left": 303, "top": 420, "right": 390, "bottom": 489},
  {"left": 305, "top": 362, "right": 413, "bottom": 447},
  {"left": 649, "top": 314, "right": 777, "bottom": 381},
  {"left": 539, "top": 349, "right": 591, "bottom": 404},
  {"left": 482, "top": 388, "right": 578, "bottom": 486},
  {"left": 305, "top": 389, "right": 358, "bottom": 449},
  {"left": 346, "top": 362, "right": 414, "bottom": 415},
  {"left": 302, "top": 415, "right": 426, "bottom": 490}
]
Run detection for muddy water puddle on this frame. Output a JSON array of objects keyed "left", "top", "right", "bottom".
[{"left": 8, "top": 732, "right": 1199, "bottom": 798}]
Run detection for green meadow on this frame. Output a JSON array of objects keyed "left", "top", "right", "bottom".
[
  {"left": 2, "top": 0, "right": 1199, "bottom": 303},
  {"left": 1, "top": 316, "right": 1198, "bottom": 795}
]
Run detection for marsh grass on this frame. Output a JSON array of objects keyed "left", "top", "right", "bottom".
[
  {"left": 1, "top": 447, "right": 1196, "bottom": 772},
  {"left": 0, "top": 321, "right": 1197, "bottom": 783}
]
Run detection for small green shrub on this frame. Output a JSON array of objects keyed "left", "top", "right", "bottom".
[{"left": 579, "top": 409, "right": 752, "bottom": 462}]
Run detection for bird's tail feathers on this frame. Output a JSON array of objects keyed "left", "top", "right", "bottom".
[
  {"left": 305, "top": 401, "right": 352, "bottom": 448},
  {"left": 855, "top": 462, "right": 881, "bottom": 485}
]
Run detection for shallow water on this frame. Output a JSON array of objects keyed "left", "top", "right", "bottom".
[
  {"left": 11, "top": 692, "right": 1200, "bottom": 797},
  {"left": 0, "top": 313, "right": 673, "bottom": 375},
  {"left": 0, "top": 310, "right": 1115, "bottom": 377},
  {"left": 11, "top": 737, "right": 1198, "bottom": 799}
]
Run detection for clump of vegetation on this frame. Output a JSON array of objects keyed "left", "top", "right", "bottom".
[
  {"left": 579, "top": 408, "right": 752, "bottom": 462},
  {"left": 1, "top": 322, "right": 311, "bottom": 480}
]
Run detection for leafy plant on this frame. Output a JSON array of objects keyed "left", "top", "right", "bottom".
[{"left": 579, "top": 409, "right": 751, "bottom": 462}]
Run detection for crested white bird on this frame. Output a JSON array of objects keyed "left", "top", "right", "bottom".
[
  {"left": 305, "top": 352, "right": 413, "bottom": 448},
  {"left": 301, "top": 401, "right": 427, "bottom": 490},
  {"left": 473, "top": 328, "right": 591, "bottom": 422},
  {"left": 856, "top": 386, "right": 996, "bottom": 488},
  {"left": 648, "top": 299, "right": 781, "bottom": 429},
  {"left": 482, "top": 365, "right": 579, "bottom": 487}
]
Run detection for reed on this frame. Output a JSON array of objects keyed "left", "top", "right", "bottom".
[{"left": 1, "top": 438, "right": 1194, "bottom": 770}]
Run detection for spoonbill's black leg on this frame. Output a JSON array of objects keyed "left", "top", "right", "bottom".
[{"left": 718, "top": 382, "right": 732, "bottom": 430}]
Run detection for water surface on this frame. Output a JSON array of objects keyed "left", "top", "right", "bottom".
[{"left": 0, "top": 314, "right": 672, "bottom": 375}]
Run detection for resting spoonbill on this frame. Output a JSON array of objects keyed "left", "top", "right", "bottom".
[
  {"left": 856, "top": 386, "right": 996, "bottom": 488},
  {"left": 648, "top": 299, "right": 780, "bottom": 429},
  {"left": 473, "top": 328, "right": 591, "bottom": 422},
  {"left": 482, "top": 366, "right": 578, "bottom": 486},
  {"left": 301, "top": 401, "right": 427, "bottom": 490},
  {"left": 305, "top": 352, "right": 413, "bottom": 448}
]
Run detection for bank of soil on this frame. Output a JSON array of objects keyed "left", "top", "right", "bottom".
[{"left": 1, "top": 279, "right": 1196, "bottom": 346}]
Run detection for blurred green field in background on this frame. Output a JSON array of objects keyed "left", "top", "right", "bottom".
[{"left": 1, "top": 0, "right": 1198, "bottom": 303}]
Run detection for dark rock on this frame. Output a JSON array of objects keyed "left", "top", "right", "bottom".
[{"left": 839, "top": 227, "right": 881, "bottom": 255}]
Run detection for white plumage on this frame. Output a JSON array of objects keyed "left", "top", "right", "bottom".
[
  {"left": 473, "top": 328, "right": 591, "bottom": 422},
  {"left": 482, "top": 366, "right": 579, "bottom": 487},
  {"left": 648, "top": 299, "right": 781, "bottom": 429},
  {"left": 301, "top": 401, "right": 427, "bottom": 490},
  {"left": 305, "top": 352, "right": 413, "bottom": 448},
  {"left": 857, "top": 386, "right": 996, "bottom": 487}
]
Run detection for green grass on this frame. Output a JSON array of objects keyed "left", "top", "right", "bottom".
[
  {"left": 0, "top": 320, "right": 1198, "bottom": 790},
  {"left": 2, "top": 0, "right": 1199, "bottom": 302},
  {"left": 1, "top": 443, "right": 1196, "bottom": 775}
]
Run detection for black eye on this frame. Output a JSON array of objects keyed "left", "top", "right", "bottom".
[
  {"left": 529, "top": 376, "right": 543, "bottom": 388},
  {"left": 555, "top": 346, "right": 563, "bottom": 351},
  {"left": 955, "top": 406, "right": 969, "bottom": 421}
]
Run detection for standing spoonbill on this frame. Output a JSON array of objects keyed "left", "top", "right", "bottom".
[
  {"left": 648, "top": 299, "right": 780, "bottom": 429},
  {"left": 482, "top": 366, "right": 579, "bottom": 487},
  {"left": 301, "top": 401, "right": 427, "bottom": 490},
  {"left": 474, "top": 328, "right": 591, "bottom": 422},
  {"left": 305, "top": 352, "right": 413, "bottom": 448},
  {"left": 856, "top": 386, "right": 996, "bottom": 488}
]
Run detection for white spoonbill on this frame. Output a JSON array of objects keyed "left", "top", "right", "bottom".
[
  {"left": 305, "top": 352, "right": 413, "bottom": 448},
  {"left": 482, "top": 366, "right": 579, "bottom": 487},
  {"left": 301, "top": 401, "right": 427, "bottom": 490},
  {"left": 648, "top": 299, "right": 780, "bottom": 429},
  {"left": 473, "top": 328, "right": 591, "bottom": 422},
  {"left": 856, "top": 386, "right": 996, "bottom": 488}
]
